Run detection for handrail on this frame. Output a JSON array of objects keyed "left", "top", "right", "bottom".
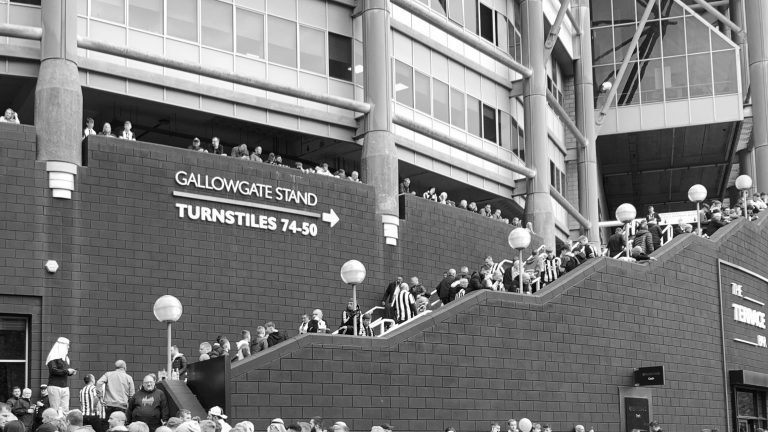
[
  {"left": 380, "top": 309, "right": 432, "bottom": 336},
  {"left": 76, "top": 37, "right": 371, "bottom": 113},
  {"left": 0, "top": 24, "right": 42, "bottom": 40}
]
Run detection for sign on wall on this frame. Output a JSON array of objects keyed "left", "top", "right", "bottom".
[
  {"left": 720, "top": 260, "right": 768, "bottom": 349},
  {"left": 172, "top": 171, "right": 340, "bottom": 236}
]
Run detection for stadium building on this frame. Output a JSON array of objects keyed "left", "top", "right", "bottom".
[{"left": 1, "top": 0, "right": 767, "bottom": 430}]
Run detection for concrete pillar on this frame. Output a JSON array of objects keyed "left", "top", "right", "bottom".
[
  {"left": 745, "top": 1, "right": 768, "bottom": 194},
  {"left": 35, "top": 0, "right": 82, "bottom": 199},
  {"left": 360, "top": 0, "right": 399, "bottom": 245},
  {"left": 573, "top": 0, "right": 601, "bottom": 245},
  {"left": 521, "top": 0, "right": 555, "bottom": 248}
]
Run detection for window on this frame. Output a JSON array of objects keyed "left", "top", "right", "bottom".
[
  {"left": 550, "top": 161, "right": 565, "bottom": 193},
  {"left": 415, "top": 72, "right": 431, "bottom": 114},
  {"left": 464, "top": 0, "right": 477, "bottom": 34},
  {"left": 735, "top": 389, "right": 767, "bottom": 432},
  {"left": 0, "top": 316, "right": 28, "bottom": 403},
  {"left": 479, "top": 3, "right": 494, "bottom": 43},
  {"left": 129, "top": 0, "right": 163, "bottom": 33},
  {"left": 467, "top": 96, "right": 481, "bottom": 136},
  {"left": 450, "top": 88, "right": 465, "bottom": 129},
  {"left": 395, "top": 61, "right": 414, "bottom": 107},
  {"left": 433, "top": 79, "right": 450, "bottom": 123},
  {"left": 431, "top": 0, "right": 446, "bottom": 15},
  {"left": 688, "top": 53, "right": 712, "bottom": 97},
  {"left": 9, "top": 0, "right": 41, "bottom": 5},
  {"left": 93, "top": 0, "right": 125, "bottom": 24},
  {"left": 482, "top": 104, "right": 496, "bottom": 142},
  {"left": 328, "top": 33, "right": 353, "bottom": 81},
  {"left": 168, "top": 0, "right": 198, "bottom": 42},
  {"left": 202, "top": 0, "right": 233, "bottom": 51},
  {"left": 496, "top": 12, "right": 507, "bottom": 53},
  {"left": 268, "top": 16, "right": 297, "bottom": 68},
  {"left": 447, "top": 0, "right": 463, "bottom": 25},
  {"left": 300, "top": 26, "right": 326, "bottom": 74},
  {"left": 713, "top": 50, "right": 738, "bottom": 95},
  {"left": 236, "top": 9, "right": 264, "bottom": 58},
  {"left": 499, "top": 111, "right": 511, "bottom": 150}
]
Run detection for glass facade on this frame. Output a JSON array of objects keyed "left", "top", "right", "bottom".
[{"left": 591, "top": 0, "right": 739, "bottom": 107}]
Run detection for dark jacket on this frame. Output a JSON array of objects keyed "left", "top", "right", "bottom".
[
  {"left": 11, "top": 397, "right": 33, "bottom": 429},
  {"left": 32, "top": 395, "right": 49, "bottom": 430},
  {"left": 632, "top": 229, "right": 654, "bottom": 254},
  {"left": 47, "top": 359, "right": 72, "bottom": 387},
  {"left": 705, "top": 218, "right": 727, "bottom": 236},
  {"left": 126, "top": 387, "right": 168, "bottom": 427},
  {"left": 502, "top": 266, "right": 515, "bottom": 292},
  {"left": 267, "top": 331, "right": 288, "bottom": 347},
  {"left": 171, "top": 354, "right": 187, "bottom": 380},
  {"left": 209, "top": 345, "right": 224, "bottom": 358},
  {"left": 467, "top": 273, "right": 483, "bottom": 292},
  {"left": 648, "top": 224, "right": 664, "bottom": 249},
  {"left": 436, "top": 275, "right": 456, "bottom": 300},
  {"left": 381, "top": 280, "right": 399, "bottom": 304},
  {"left": 607, "top": 233, "right": 626, "bottom": 257}
]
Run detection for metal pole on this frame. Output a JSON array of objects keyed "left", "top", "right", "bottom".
[
  {"left": 596, "top": 0, "right": 657, "bottom": 125},
  {"left": 522, "top": 0, "right": 555, "bottom": 249},
  {"left": 696, "top": 202, "right": 701, "bottom": 235},
  {"left": 352, "top": 284, "right": 358, "bottom": 336},
  {"left": 546, "top": 90, "right": 588, "bottom": 148},
  {"left": 625, "top": 224, "right": 631, "bottom": 259},
  {"left": 0, "top": 23, "right": 42, "bottom": 40},
  {"left": 745, "top": 0, "right": 768, "bottom": 194},
  {"left": 389, "top": 0, "right": 532, "bottom": 77},
  {"left": 549, "top": 185, "right": 592, "bottom": 229},
  {"left": 688, "top": 0, "right": 743, "bottom": 35},
  {"left": 166, "top": 322, "right": 173, "bottom": 379},
  {"left": 544, "top": 0, "right": 571, "bottom": 59},
  {"left": 518, "top": 250, "right": 524, "bottom": 294}
]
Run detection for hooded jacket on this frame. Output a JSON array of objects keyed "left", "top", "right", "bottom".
[
  {"left": 126, "top": 387, "right": 168, "bottom": 426},
  {"left": 171, "top": 353, "right": 188, "bottom": 379},
  {"left": 632, "top": 228, "right": 654, "bottom": 254}
]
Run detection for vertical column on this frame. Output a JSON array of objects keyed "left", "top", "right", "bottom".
[
  {"left": 745, "top": 0, "right": 768, "bottom": 194},
  {"left": 573, "top": 0, "right": 600, "bottom": 245},
  {"left": 521, "top": 0, "right": 555, "bottom": 248},
  {"left": 360, "top": 0, "right": 399, "bottom": 245},
  {"left": 35, "top": 0, "right": 82, "bottom": 199}
]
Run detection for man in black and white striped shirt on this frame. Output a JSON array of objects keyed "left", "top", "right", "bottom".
[
  {"left": 80, "top": 374, "right": 104, "bottom": 432},
  {"left": 393, "top": 282, "right": 416, "bottom": 324}
]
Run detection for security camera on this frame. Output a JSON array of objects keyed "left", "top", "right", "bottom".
[{"left": 599, "top": 81, "right": 613, "bottom": 93}]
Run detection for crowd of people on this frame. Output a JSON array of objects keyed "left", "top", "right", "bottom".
[{"left": 398, "top": 178, "right": 535, "bottom": 229}]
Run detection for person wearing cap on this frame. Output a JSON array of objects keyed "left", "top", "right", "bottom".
[
  {"left": 32, "top": 384, "right": 50, "bottom": 430},
  {"left": 188, "top": 138, "right": 206, "bottom": 152},
  {"left": 268, "top": 419, "right": 286, "bottom": 432},
  {"left": 126, "top": 375, "right": 168, "bottom": 431},
  {"left": 97, "top": 360, "right": 136, "bottom": 422},
  {"left": 46, "top": 336, "right": 76, "bottom": 414},
  {"left": 207, "top": 407, "right": 231, "bottom": 432}
]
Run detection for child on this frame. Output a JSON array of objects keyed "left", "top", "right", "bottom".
[{"left": 83, "top": 118, "right": 96, "bottom": 139}]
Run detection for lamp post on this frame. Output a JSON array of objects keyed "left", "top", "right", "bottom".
[
  {"left": 340, "top": 260, "right": 366, "bottom": 336},
  {"left": 736, "top": 175, "right": 753, "bottom": 217},
  {"left": 153, "top": 295, "right": 183, "bottom": 380},
  {"left": 615, "top": 203, "right": 637, "bottom": 259},
  {"left": 508, "top": 228, "right": 531, "bottom": 294},
  {"left": 688, "top": 184, "right": 708, "bottom": 235}
]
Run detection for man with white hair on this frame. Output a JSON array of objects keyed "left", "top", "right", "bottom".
[
  {"left": 97, "top": 360, "right": 135, "bottom": 422},
  {"left": 46, "top": 336, "right": 76, "bottom": 413}
]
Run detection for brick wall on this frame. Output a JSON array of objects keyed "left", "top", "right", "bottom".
[
  {"left": 229, "top": 217, "right": 768, "bottom": 432},
  {"left": 0, "top": 127, "right": 538, "bottom": 405}
]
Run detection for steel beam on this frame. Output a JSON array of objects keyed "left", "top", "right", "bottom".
[
  {"left": 389, "top": 0, "right": 533, "bottom": 77},
  {"left": 566, "top": 9, "right": 581, "bottom": 35},
  {"left": 596, "top": 0, "right": 657, "bottom": 125},
  {"left": 689, "top": 0, "right": 743, "bottom": 35},
  {"left": 550, "top": 185, "right": 591, "bottom": 229},
  {"left": 77, "top": 37, "right": 371, "bottom": 113},
  {"left": 0, "top": 24, "right": 42, "bottom": 40},
  {"left": 544, "top": 0, "right": 571, "bottom": 59},
  {"left": 392, "top": 114, "right": 536, "bottom": 178},
  {"left": 546, "top": 90, "right": 588, "bottom": 148}
]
